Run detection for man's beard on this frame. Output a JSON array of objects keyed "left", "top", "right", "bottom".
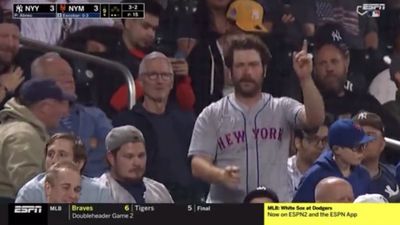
[
  {"left": 314, "top": 75, "right": 346, "bottom": 97},
  {"left": 233, "top": 78, "right": 262, "bottom": 98}
]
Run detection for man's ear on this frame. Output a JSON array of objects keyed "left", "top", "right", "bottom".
[
  {"left": 75, "top": 160, "right": 85, "bottom": 172},
  {"left": 44, "top": 181, "right": 51, "bottom": 199},
  {"left": 294, "top": 137, "right": 302, "bottom": 152},
  {"left": 106, "top": 152, "right": 115, "bottom": 167}
]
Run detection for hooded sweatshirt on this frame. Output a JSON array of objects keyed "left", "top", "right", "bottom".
[
  {"left": 0, "top": 98, "right": 49, "bottom": 199},
  {"left": 292, "top": 150, "right": 371, "bottom": 202}
]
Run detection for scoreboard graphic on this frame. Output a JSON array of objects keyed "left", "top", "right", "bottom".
[{"left": 12, "top": 3, "right": 144, "bottom": 19}]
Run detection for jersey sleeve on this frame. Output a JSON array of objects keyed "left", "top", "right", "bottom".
[
  {"left": 188, "top": 105, "right": 218, "bottom": 159},
  {"left": 280, "top": 97, "right": 305, "bottom": 128}
]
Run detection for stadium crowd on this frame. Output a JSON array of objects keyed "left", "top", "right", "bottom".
[{"left": 0, "top": 0, "right": 400, "bottom": 204}]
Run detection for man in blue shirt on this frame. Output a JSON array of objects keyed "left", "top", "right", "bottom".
[
  {"left": 16, "top": 133, "right": 113, "bottom": 203},
  {"left": 293, "top": 119, "right": 374, "bottom": 202},
  {"left": 31, "top": 52, "right": 112, "bottom": 177}
]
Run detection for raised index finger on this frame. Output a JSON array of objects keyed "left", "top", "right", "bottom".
[{"left": 302, "top": 39, "right": 308, "bottom": 53}]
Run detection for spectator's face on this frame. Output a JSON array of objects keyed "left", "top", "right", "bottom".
[
  {"left": 314, "top": 45, "right": 349, "bottom": 96},
  {"left": 297, "top": 126, "right": 328, "bottom": 164},
  {"left": 124, "top": 13, "right": 159, "bottom": 49},
  {"left": 0, "top": 23, "right": 19, "bottom": 66},
  {"left": 141, "top": 58, "right": 173, "bottom": 102},
  {"left": 45, "top": 169, "right": 81, "bottom": 203},
  {"left": 45, "top": 138, "right": 75, "bottom": 171},
  {"left": 361, "top": 125, "right": 384, "bottom": 163},
  {"left": 108, "top": 142, "right": 146, "bottom": 182},
  {"left": 42, "top": 99, "right": 69, "bottom": 129},
  {"left": 334, "top": 145, "right": 365, "bottom": 166},
  {"left": 41, "top": 57, "right": 76, "bottom": 97},
  {"left": 231, "top": 49, "right": 264, "bottom": 98}
]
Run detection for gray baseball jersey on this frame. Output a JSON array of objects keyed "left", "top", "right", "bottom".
[{"left": 188, "top": 93, "right": 304, "bottom": 203}]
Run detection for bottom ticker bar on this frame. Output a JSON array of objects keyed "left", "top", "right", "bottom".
[{"left": 7, "top": 204, "right": 264, "bottom": 225}]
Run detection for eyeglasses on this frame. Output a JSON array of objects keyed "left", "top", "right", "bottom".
[{"left": 142, "top": 72, "right": 173, "bottom": 81}]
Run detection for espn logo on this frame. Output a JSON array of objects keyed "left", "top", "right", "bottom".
[{"left": 14, "top": 205, "right": 42, "bottom": 214}]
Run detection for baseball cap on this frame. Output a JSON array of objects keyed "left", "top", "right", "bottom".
[
  {"left": 353, "top": 194, "right": 388, "bottom": 203},
  {"left": 243, "top": 186, "right": 279, "bottom": 203},
  {"left": 19, "top": 78, "right": 76, "bottom": 105},
  {"left": 226, "top": 0, "right": 268, "bottom": 33},
  {"left": 314, "top": 23, "right": 348, "bottom": 54},
  {"left": 389, "top": 54, "right": 400, "bottom": 79},
  {"left": 0, "top": 7, "right": 21, "bottom": 29},
  {"left": 106, "top": 125, "right": 145, "bottom": 152},
  {"left": 353, "top": 112, "right": 384, "bottom": 134},
  {"left": 328, "top": 119, "right": 375, "bottom": 149}
]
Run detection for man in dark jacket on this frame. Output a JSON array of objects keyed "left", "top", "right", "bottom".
[{"left": 113, "top": 51, "right": 205, "bottom": 203}]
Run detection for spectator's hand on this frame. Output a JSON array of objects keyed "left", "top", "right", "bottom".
[
  {"left": 281, "top": 14, "right": 295, "bottom": 24},
  {"left": 293, "top": 40, "right": 313, "bottom": 82},
  {"left": 0, "top": 67, "right": 24, "bottom": 93},
  {"left": 171, "top": 58, "right": 189, "bottom": 76},
  {"left": 221, "top": 165, "right": 240, "bottom": 189}
]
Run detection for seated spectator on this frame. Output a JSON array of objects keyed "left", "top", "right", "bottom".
[
  {"left": 314, "top": 177, "right": 354, "bottom": 203},
  {"left": 44, "top": 161, "right": 82, "bottom": 203},
  {"left": 353, "top": 112, "right": 400, "bottom": 200},
  {"left": 31, "top": 52, "right": 112, "bottom": 177},
  {"left": 353, "top": 193, "right": 388, "bottom": 203},
  {"left": 243, "top": 186, "right": 279, "bottom": 203},
  {"left": 16, "top": 133, "right": 114, "bottom": 203},
  {"left": 312, "top": 23, "right": 400, "bottom": 163},
  {"left": 188, "top": 0, "right": 271, "bottom": 114},
  {"left": 0, "top": 78, "right": 70, "bottom": 203},
  {"left": 98, "top": 125, "right": 174, "bottom": 203},
  {"left": 0, "top": 9, "right": 25, "bottom": 108},
  {"left": 293, "top": 119, "right": 373, "bottom": 202},
  {"left": 91, "top": 0, "right": 194, "bottom": 116},
  {"left": 288, "top": 119, "right": 329, "bottom": 198},
  {"left": 113, "top": 51, "right": 204, "bottom": 203}
]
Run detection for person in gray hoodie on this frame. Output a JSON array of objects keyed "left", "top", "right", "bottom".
[{"left": 0, "top": 78, "right": 71, "bottom": 202}]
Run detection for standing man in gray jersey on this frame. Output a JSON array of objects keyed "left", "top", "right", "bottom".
[{"left": 188, "top": 34, "right": 325, "bottom": 203}]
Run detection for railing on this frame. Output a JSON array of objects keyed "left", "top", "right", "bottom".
[
  {"left": 385, "top": 137, "right": 400, "bottom": 151},
  {"left": 20, "top": 37, "right": 136, "bottom": 109}
]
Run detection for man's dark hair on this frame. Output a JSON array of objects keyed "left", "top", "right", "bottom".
[
  {"left": 0, "top": 7, "right": 21, "bottom": 29},
  {"left": 225, "top": 34, "right": 271, "bottom": 69},
  {"left": 45, "top": 133, "right": 87, "bottom": 173},
  {"left": 294, "top": 115, "right": 333, "bottom": 139},
  {"left": 121, "top": 0, "right": 163, "bottom": 24},
  {"left": 243, "top": 186, "right": 279, "bottom": 203}
]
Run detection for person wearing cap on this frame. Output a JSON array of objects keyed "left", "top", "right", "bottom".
[
  {"left": 288, "top": 117, "right": 330, "bottom": 199},
  {"left": 113, "top": 51, "right": 205, "bottom": 203},
  {"left": 312, "top": 23, "right": 400, "bottom": 162},
  {"left": 189, "top": 33, "right": 324, "bottom": 203},
  {"left": 353, "top": 193, "right": 388, "bottom": 203},
  {"left": 292, "top": 119, "right": 373, "bottom": 202},
  {"left": 15, "top": 133, "right": 114, "bottom": 203},
  {"left": 31, "top": 52, "right": 112, "bottom": 178},
  {"left": 314, "top": 177, "right": 354, "bottom": 203},
  {"left": 188, "top": 0, "right": 272, "bottom": 115},
  {"left": 352, "top": 112, "right": 400, "bottom": 200},
  {"left": 44, "top": 161, "right": 82, "bottom": 203},
  {"left": 98, "top": 125, "right": 174, "bottom": 203},
  {"left": 0, "top": 78, "right": 70, "bottom": 202},
  {"left": 243, "top": 186, "right": 279, "bottom": 203}
]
